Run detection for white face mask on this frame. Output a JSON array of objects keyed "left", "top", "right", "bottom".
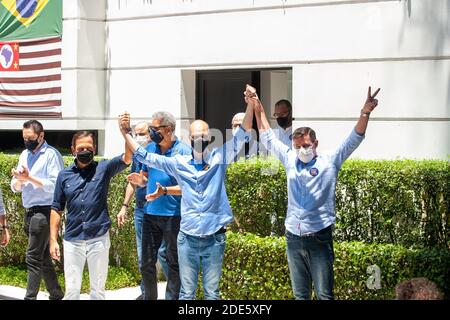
[
  {"left": 232, "top": 126, "right": 239, "bottom": 135},
  {"left": 296, "top": 146, "right": 315, "bottom": 163},
  {"left": 135, "top": 135, "right": 149, "bottom": 148}
]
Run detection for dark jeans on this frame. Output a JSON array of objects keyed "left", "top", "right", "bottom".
[
  {"left": 141, "top": 214, "right": 181, "bottom": 300},
  {"left": 23, "top": 206, "right": 64, "bottom": 300},
  {"left": 285, "top": 225, "right": 334, "bottom": 300}
]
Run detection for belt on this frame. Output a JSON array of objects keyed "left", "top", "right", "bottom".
[
  {"left": 300, "top": 225, "right": 332, "bottom": 238},
  {"left": 26, "top": 205, "right": 51, "bottom": 214},
  {"left": 193, "top": 227, "right": 227, "bottom": 239}
]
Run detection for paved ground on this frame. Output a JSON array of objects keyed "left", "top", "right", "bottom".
[{"left": 0, "top": 282, "right": 167, "bottom": 300}]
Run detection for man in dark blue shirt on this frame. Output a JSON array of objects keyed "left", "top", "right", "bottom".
[{"left": 49, "top": 130, "right": 132, "bottom": 300}]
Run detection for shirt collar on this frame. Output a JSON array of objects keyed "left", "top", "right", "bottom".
[
  {"left": 155, "top": 138, "right": 179, "bottom": 155},
  {"left": 28, "top": 140, "right": 48, "bottom": 155}
]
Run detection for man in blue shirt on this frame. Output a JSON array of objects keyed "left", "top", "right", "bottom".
[
  {"left": 117, "top": 120, "right": 168, "bottom": 300},
  {"left": 127, "top": 111, "right": 191, "bottom": 300},
  {"left": 10, "top": 120, "right": 64, "bottom": 300},
  {"left": 250, "top": 85, "right": 381, "bottom": 300},
  {"left": 49, "top": 130, "right": 132, "bottom": 300},
  {"left": 118, "top": 85, "right": 254, "bottom": 300}
]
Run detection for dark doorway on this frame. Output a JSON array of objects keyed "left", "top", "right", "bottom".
[{"left": 196, "top": 70, "right": 260, "bottom": 139}]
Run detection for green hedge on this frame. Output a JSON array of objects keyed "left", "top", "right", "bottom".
[
  {"left": 221, "top": 232, "right": 450, "bottom": 299},
  {"left": 226, "top": 157, "right": 449, "bottom": 248},
  {"left": 1, "top": 153, "right": 449, "bottom": 298}
]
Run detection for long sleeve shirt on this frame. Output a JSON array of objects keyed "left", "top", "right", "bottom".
[{"left": 260, "top": 127, "right": 364, "bottom": 236}]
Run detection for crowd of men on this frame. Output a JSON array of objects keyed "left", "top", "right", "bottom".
[{"left": 1, "top": 84, "right": 384, "bottom": 300}]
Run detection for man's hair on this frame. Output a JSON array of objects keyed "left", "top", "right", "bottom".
[
  {"left": 395, "top": 278, "right": 443, "bottom": 300},
  {"left": 152, "top": 111, "right": 176, "bottom": 130},
  {"left": 275, "top": 99, "right": 292, "bottom": 114},
  {"left": 71, "top": 131, "right": 96, "bottom": 147},
  {"left": 293, "top": 127, "right": 317, "bottom": 142},
  {"left": 23, "top": 120, "right": 44, "bottom": 135}
]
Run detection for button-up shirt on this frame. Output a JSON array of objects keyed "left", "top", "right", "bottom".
[
  {"left": 11, "top": 141, "right": 64, "bottom": 209},
  {"left": 134, "top": 126, "right": 247, "bottom": 237},
  {"left": 142, "top": 139, "right": 192, "bottom": 216},
  {"left": 273, "top": 125, "right": 292, "bottom": 149},
  {"left": 260, "top": 127, "right": 364, "bottom": 236},
  {"left": 52, "top": 155, "right": 129, "bottom": 241}
]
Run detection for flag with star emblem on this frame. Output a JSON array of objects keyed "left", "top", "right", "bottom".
[{"left": 0, "top": 0, "right": 62, "bottom": 118}]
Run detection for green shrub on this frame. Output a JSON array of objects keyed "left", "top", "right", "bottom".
[
  {"left": 221, "top": 232, "right": 450, "bottom": 300},
  {"left": 0, "top": 265, "right": 138, "bottom": 293},
  {"left": 226, "top": 158, "right": 449, "bottom": 248}
]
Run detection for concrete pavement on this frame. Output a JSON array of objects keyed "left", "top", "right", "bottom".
[{"left": 0, "top": 282, "right": 167, "bottom": 300}]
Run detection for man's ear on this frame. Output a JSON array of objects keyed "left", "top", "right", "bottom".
[{"left": 71, "top": 146, "right": 76, "bottom": 156}]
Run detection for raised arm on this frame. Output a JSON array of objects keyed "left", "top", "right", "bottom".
[
  {"left": 247, "top": 85, "right": 290, "bottom": 166},
  {"left": 355, "top": 86, "right": 380, "bottom": 135},
  {"left": 118, "top": 113, "right": 178, "bottom": 176}
]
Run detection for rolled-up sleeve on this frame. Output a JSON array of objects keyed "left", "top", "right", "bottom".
[
  {"left": 332, "top": 128, "right": 365, "bottom": 169},
  {"left": 41, "top": 152, "right": 64, "bottom": 193},
  {"left": 260, "top": 128, "right": 290, "bottom": 167}
]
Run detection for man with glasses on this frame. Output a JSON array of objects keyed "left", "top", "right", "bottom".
[
  {"left": 117, "top": 121, "right": 168, "bottom": 300},
  {"left": 272, "top": 99, "right": 293, "bottom": 148},
  {"left": 118, "top": 85, "right": 255, "bottom": 300},
  {"left": 127, "top": 112, "right": 190, "bottom": 300}
]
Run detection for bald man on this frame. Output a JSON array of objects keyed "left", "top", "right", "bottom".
[{"left": 118, "top": 86, "right": 254, "bottom": 300}]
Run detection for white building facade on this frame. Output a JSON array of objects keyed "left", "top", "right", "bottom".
[{"left": 1, "top": 0, "right": 449, "bottom": 159}]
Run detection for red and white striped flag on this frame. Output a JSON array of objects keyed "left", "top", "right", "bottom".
[{"left": 0, "top": 36, "right": 61, "bottom": 118}]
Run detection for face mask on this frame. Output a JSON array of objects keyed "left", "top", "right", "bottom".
[
  {"left": 24, "top": 138, "right": 39, "bottom": 151},
  {"left": 297, "top": 146, "right": 315, "bottom": 164},
  {"left": 232, "top": 127, "right": 239, "bottom": 135},
  {"left": 135, "top": 135, "right": 149, "bottom": 148},
  {"left": 191, "top": 138, "right": 210, "bottom": 155},
  {"left": 276, "top": 116, "right": 289, "bottom": 128},
  {"left": 76, "top": 150, "right": 94, "bottom": 165},
  {"left": 149, "top": 129, "right": 163, "bottom": 144}
]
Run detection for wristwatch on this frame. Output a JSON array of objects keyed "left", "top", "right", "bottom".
[
  {"left": 163, "top": 187, "right": 168, "bottom": 196},
  {"left": 361, "top": 110, "right": 371, "bottom": 117},
  {"left": 1, "top": 225, "right": 10, "bottom": 230}
]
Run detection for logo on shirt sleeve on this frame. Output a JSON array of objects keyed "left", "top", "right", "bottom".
[{"left": 309, "top": 167, "right": 319, "bottom": 177}]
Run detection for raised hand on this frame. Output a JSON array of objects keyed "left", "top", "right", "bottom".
[
  {"left": 243, "top": 84, "right": 263, "bottom": 112},
  {"left": 118, "top": 112, "right": 132, "bottom": 135},
  {"left": 362, "top": 86, "right": 381, "bottom": 114},
  {"left": 145, "top": 182, "right": 164, "bottom": 202}
]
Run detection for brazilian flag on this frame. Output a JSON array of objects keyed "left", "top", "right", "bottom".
[{"left": 0, "top": 0, "right": 62, "bottom": 40}]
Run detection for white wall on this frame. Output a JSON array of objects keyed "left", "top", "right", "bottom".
[
  {"left": 2, "top": 0, "right": 448, "bottom": 160},
  {"left": 102, "top": 0, "right": 448, "bottom": 159}
]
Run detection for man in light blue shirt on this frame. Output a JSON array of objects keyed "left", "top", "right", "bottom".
[
  {"left": 251, "top": 85, "right": 381, "bottom": 300},
  {"left": 118, "top": 86, "right": 254, "bottom": 299},
  {"left": 10, "top": 120, "right": 64, "bottom": 300}
]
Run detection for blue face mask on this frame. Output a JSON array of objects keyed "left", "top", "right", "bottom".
[{"left": 149, "top": 129, "right": 163, "bottom": 144}]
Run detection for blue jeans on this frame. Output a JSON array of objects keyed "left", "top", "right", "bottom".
[
  {"left": 177, "top": 230, "right": 226, "bottom": 300},
  {"left": 134, "top": 206, "right": 145, "bottom": 294},
  {"left": 285, "top": 226, "right": 334, "bottom": 300}
]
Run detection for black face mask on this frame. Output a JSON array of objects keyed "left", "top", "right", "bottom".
[
  {"left": 276, "top": 116, "right": 290, "bottom": 128},
  {"left": 191, "top": 138, "right": 210, "bottom": 154},
  {"left": 76, "top": 150, "right": 94, "bottom": 165},
  {"left": 24, "top": 138, "right": 39, "bottom": 151},
  {"left": 149, "top": 129, "right": 163, "bottom": 144}
]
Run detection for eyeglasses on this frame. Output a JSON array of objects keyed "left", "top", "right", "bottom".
[
  {"left": 273, "top": 112, "right": 290, "bottom": 118},
  {"left": 149, "top": 125, "right": 169, "bottom": 131}
]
